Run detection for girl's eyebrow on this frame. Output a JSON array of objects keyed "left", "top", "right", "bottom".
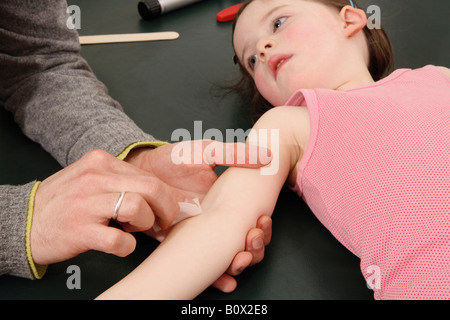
[{"left": 260, "top": 4, "right": 290, "bottom": 24}]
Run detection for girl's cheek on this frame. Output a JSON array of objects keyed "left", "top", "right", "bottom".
[
  {"left": 284, "top": 21, "right": 326, "bottom": 52},
  {"left": 254, "top": 73, "right": 284, "bottom": 106},
  {"left": 254, "top": 73, "right": 271, "bottom": 102},
  {"left": 284, "top": 21, "right": 310, "bottom": 42}
]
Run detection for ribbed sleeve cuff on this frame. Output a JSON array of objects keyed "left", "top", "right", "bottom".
[
  {"left": 116, "top": 140, "right": 170, "bottom": 160},
  {"left": 25, "top": 182, "right": 47, "bottom": 279},
  {"left": 0, "top": 182, "right": 41, "bottom": 279}
]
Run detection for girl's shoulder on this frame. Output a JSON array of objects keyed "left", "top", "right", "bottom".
[{"left": 253, "top": 106, "right": 310, "bottom": 187}]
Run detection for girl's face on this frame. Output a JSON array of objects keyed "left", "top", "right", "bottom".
[{"left": 233, "top": 0, "right": 353, "bottom": 106}]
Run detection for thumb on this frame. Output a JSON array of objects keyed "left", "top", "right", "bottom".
[{"left": 85, "top": 225, "right": 137, "bottom": 257}]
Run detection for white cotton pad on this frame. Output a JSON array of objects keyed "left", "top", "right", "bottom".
[{"left": 151, "top": 198, "right": 202, "bottom": 240}]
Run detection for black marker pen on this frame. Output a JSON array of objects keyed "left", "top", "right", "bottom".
[{"left": 138, "top": 0, "right": 206, "bottom": 20}]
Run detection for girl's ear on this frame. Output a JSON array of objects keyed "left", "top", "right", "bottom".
[{"left": 339, "top": 5, "right": 367, "bottom": 37}]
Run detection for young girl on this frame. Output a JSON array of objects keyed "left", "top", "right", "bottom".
[{"left": 98, "top": 0, "right": 450, "bottom": 300}]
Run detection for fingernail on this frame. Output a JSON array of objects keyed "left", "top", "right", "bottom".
[{"left": 252, "top": 237, "right": 264, "bottom": 250}]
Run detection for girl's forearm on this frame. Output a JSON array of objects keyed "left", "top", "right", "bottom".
[
  {"left": 97, "top": 167, "right": 279, "bottom": 300},
  {"left": 99, "top": 205, "right": 255, "bottom": 298}
]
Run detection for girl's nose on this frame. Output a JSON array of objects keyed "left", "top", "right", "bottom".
[{"left": 256, "top": 38, "right": 276, "bottom": 62}]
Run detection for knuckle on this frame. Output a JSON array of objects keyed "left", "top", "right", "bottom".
[
  {"left": 82, "top": 149, "right": 112, "bottom": 167},
  {"left": 144, "top": 177, "right": 161, "bottom": 196},
  {"left": 77, "top": 170, "right": 100, "bottom": 187},
  {"left": 167, "top": 201, "right": 180, "bottom": 221},
  {"left": 139, "top": 200, "right": 154, "bottom": 223},
  {"left": 126, "top": 194, "right": 146, "bottom": 214},
  {"left": 126, "top": 195, "right": 155, "bottom": 229},
  {"left": 75, "top": 150, "right": 116, "bottom": 185},
  {"left": 146, "top": 214, "right": 156, "bottom": 229}
]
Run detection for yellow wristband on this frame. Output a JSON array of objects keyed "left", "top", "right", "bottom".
[
  {"left": 116, "top": 141, "right": 170, "bottom": 160},
  {"left": 25, "top": 181, "right": 48, "bottom": 279}
]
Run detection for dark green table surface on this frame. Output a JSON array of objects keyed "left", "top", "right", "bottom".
[{"left": 0, "top": 0, "right": 448, "bottom": 300}]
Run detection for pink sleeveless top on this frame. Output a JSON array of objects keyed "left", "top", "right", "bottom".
[{"left": 286, "top": 66, "right": 450, "bottom": 300}]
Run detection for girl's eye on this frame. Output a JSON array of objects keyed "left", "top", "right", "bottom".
[
  {"left": 273, "top": 17, "right": 287, "bottom": 32},
  {"left": 248, "top": 54, "right": 258, "bottom": 70}
]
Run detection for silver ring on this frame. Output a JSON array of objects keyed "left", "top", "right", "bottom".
[{"left": 113, "top": 192, "right": 126, "bottom": 221}]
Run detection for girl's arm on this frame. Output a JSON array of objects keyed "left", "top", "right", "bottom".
[{"left": 97, "top": 106, "right": 310, "bottom": 300}]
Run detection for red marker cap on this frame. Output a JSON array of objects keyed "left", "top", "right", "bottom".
[{"left": 216, "top": 3, "right": 244, "bottom": 22}]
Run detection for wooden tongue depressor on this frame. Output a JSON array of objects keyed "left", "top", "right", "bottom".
[{"left": 79, "top": 31, "right": 179, "bottom": 45}]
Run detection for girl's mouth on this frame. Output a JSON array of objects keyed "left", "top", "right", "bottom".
[{"left": 269, "top": 54, "right": 292, "bottom": 79}]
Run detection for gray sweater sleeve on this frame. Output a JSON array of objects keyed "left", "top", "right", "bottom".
[
  {"left": 0, "top": 182, "right": 38, "bottom": 279},
  {"left": 0, "top": 0, "right": 158, "bottom": 279},
  {"left": 0, "top": 0, "right": 156, "bottom": 165}
]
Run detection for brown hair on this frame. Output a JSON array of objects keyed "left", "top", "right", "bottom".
[{"left": 231, "top": 0, "right": 394, "bottom": 119}]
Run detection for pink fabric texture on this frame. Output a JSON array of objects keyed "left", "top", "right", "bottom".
[{"left": 286, "top": 66, "right": 450, "bottom": 299}]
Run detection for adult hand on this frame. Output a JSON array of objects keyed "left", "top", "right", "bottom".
[
  {"left": 125, "top": 140, "right": 273, "bottom": 293},
  {"left": 31, "top": 149, "right": 187, "bottom": 265}
]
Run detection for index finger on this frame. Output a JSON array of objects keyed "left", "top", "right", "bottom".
[{"left": 203, "top": 141, "right": 272, "bottom": 168}]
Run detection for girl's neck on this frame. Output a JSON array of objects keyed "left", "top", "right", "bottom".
[{"left": 334, "top": 68, "right": 375, "bottom": 91}]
